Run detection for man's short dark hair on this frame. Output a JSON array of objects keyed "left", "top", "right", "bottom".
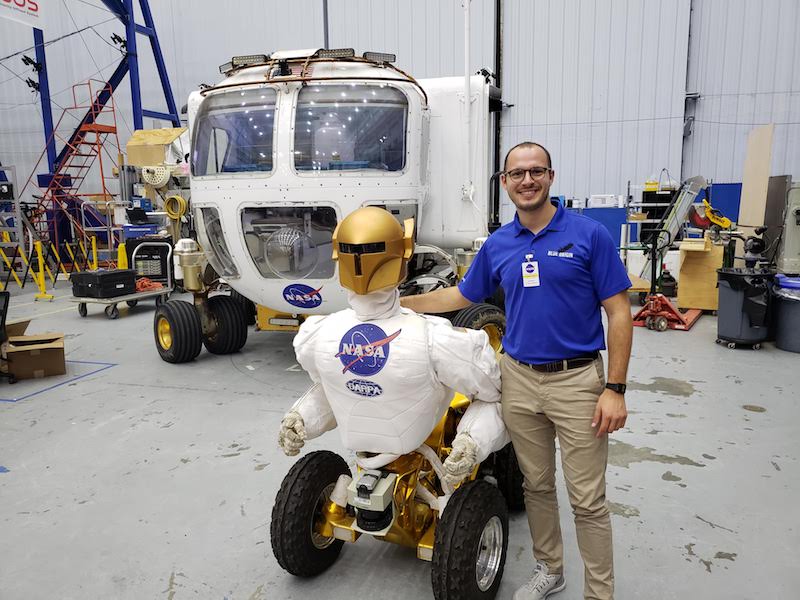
[{"left": 503, "top": 142, "right": 552, "bottom": 171}]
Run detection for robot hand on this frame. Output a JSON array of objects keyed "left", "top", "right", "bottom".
[
  {"left": 278, "top": 410, "right": 307, "bottom": 456},
  {"left": 443, "top": 432, "right": 478, "bottom": 487}
]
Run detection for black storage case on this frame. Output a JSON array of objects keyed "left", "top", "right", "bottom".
[{"left": 71, "top": 269, "right": 136, "bottom": 298}]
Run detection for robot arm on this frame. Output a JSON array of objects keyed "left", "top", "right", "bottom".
[
  {"left": 443, "top": 402, "right": 510, "bottom": 485},
  {"left": 456, "top": 400, "right": 510, "bottom": 462},
  {"left": 426, "top": 315, "right": 507, "bottom": 483},
  {"left": 290, "top": 383, "right": 338, "bottom": 438},
  {"left": 278, "top": 384, "right": 338, "bottom": 456},
  {"left": 279, "top": 317, "right": 338, "bottom": 457},
  {"left": 426, "top": 316, "right": 501, "bottom": 403}
]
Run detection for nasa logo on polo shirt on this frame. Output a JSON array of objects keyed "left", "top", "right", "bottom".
[
  {"left": 283, "top": 284, "right": 323, "bottom": 308},
  {"left": 336, "top": 323, "right": 402, "bottom": 376}
]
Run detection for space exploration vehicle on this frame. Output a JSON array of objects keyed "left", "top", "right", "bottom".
[{"left": 155, "top": 47, "right": 504, "bottom": 362}]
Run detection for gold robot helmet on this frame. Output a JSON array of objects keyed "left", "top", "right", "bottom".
[{"left": 332, "top": 207, "right": 414, "bottom": 295}]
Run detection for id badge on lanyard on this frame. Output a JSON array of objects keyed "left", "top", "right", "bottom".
[{"left": 521, "top": 253, "right": 540, "bottom": 288}]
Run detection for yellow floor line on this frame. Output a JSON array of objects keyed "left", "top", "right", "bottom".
[
  {"left": 12, "top": 305, "right": 77, "bottom": 320},
  {"left": 11, "top": 295, "right": 69, "bottom": 308}
]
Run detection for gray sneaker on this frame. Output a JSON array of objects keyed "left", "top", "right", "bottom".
[{"left": 513, "top": 561, "right": 566, "bottom": 600}]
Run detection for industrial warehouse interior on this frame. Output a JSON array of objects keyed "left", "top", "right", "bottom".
[{"left": 1, "top": 2, "right": 798, "bottom": 600}]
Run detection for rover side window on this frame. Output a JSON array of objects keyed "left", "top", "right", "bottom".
[
  {"left": 294, "top": 84, "right": 407, "bottom": 172},
  {"left": 241, "top": 206, "right": 338, "bottom": 279},
  {"left": 192, "top": 87, "right": 276, "bottom": 176}
]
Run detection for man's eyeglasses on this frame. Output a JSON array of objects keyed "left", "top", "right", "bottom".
[{"left": 503, "top": 167, "right": 552, "bottom": 183}]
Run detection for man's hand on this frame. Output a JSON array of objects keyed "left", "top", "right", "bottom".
[
  {"left": 443, "top": 432, "right": 479, "bottom": 487},
  {"left": 278, "top": 410, "right": 307, "bottom": 456},
  {"left": 591, "top": 389, "right": 627, "bottom": 437}
]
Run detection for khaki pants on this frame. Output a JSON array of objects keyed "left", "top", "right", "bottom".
[{"left": 500, "top": 353, "right": 614, "bottom": 600}]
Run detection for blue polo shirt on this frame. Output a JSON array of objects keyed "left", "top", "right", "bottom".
[{"left": 458, "top": 202, "right": 631, "bottom": 364}]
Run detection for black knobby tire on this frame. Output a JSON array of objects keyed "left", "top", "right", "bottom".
[
  {"left": 230, "top": 289, "right": 257, "bottom": 326},
  {"left": 271, "top": 450, "right": 351, "bottom": 577},
  {"left": 451, "top": 303, "right": 506, "bottom": 351},
  {"left": 203, "top": 295, "right": 248, "bottom": 354},
  {"left": 492, "top": 443, "right": 525, "bottom": 511},
  {"left": 154, "top": 300, "right": 202, "bottom": 363},
  {"left": 432, "top": 480, "right": 509, "bottom": 600}
]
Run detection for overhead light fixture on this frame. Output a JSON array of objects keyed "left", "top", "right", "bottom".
[
  {"left": 232, "top": 54, "right": 269, "bottom": 66},
  {"left": 363, "top": 51, "right": 396, "bottom": 64},
  {"left": 317, "top": 48, "right": 355, "bottom": 59},
  {"left": 219, "top": 54, "right": 270, "bottom": 75}
]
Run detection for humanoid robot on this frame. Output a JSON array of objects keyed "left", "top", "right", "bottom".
[{"left": 278, "top": 206, "right": 509, "bottom": 484}]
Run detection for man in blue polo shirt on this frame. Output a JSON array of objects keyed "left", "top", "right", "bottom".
[{"left": 401, "top": 142, "right": 633, "bottom": 600}]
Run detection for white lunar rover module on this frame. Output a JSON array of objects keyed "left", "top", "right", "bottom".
[{"left": 154, "top": 48, "right": 506, "bottom": 363}]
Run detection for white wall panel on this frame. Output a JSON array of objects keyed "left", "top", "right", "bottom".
[
  {"left": 684, "top": 0, "right": 800, "bottom": 182},
  {"left": 501, "top": 0, "right": 690, "bottom": 221},
  {"left": 326, "top": 0, "right": 496, "bottom": 78}
]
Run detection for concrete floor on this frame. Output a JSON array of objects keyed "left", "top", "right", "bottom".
[{"left": 1, "top": 286, "right": 798, "bottom": 600}]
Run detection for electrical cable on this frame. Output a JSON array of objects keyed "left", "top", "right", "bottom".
[
  {"left": 0, "top": 16, "right": 117, "bottom": 64},
  {"left": 61, "top": 0, "right": 134, "bottom": 137},
  {"left": 89, "top": 26, "right": 126, "bottom": 55},
  {"left": 73, "top": 0, "right": 117, "bottom": 13},
  {"left": 0, "top": 62, "right": 69, "bottom": 113}
]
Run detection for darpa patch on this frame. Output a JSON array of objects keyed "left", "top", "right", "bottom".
[
  {"left": 283, "top": 284, "right": 323, "bottom": 308},
  {"left": 346, "top": 379, "right": 384, "bottom": 397},
  {"left": 336, "top": 323, "right": 402, "bottom": 376}
]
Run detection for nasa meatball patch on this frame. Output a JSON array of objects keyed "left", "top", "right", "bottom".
[
  {"left": 283, "top": 284, "right": 323, "bottom": 309},
  {"left": 336, "top": 323, "right": 402, "bottom": 376}
]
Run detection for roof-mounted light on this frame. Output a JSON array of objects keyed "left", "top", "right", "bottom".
[
  {"left": 317, "top": 48, "right": 355, "bottom": 59},
  {"left": 363, "top": 51, "right": 396, "bottom": 64},
  {"left": 232, "top": 54, "right": 269, "bottom": 67},
  {"left": 219, "top": 54, "right": 270, "bottom": 75}
]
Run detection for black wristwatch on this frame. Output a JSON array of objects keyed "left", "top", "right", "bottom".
[{"left": 605, "top": 383, "right": 627, "bottom": 395}]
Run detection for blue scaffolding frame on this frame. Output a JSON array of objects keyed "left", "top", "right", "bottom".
[{"left": 34, "top": 0, "right": 180, "bottom": 179}]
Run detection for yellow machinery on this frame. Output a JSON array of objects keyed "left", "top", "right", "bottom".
[{"left": 702, "top": 199, "right": 732, "bottom": 230}]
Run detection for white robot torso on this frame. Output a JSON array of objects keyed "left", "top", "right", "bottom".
[{"left": 292, "top": 289, "right": 507, "bottom": 459}]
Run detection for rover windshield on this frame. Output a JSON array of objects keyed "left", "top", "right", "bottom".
[
  {"left": 293, "top": 84, "right": 407, "bottom": 172},
  {"left": 192, "top": 87, "right": 277, "bottom": 176}
]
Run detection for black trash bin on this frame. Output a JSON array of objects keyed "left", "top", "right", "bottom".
[
  {"left": 716, "top": 268, "right": 774, "bottom": 347},
  {"left": 774, "top": 274, "right": 800, "bottom": 354}
]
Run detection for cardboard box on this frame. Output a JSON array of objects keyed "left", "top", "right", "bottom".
[
  {"left": 5, "top": 319, "right": 31, "bottom": 337},
  {"left": 126, "top": 127, "right": 187, "bottom": 167},
  {"left": 4, "top": 333, "right": 66, "bottom": 380}
]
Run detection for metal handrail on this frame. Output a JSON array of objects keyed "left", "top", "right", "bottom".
[{"left": 80, "top": 199, "right": 129, "bottom": 259}]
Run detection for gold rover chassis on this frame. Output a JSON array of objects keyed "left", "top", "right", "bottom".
[{"left": 315, "top": 393, "right": 474, "bottom": 562}]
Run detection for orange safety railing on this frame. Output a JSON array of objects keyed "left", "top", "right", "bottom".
[{"left": 24, "top": 79, "right": 123, "bottom": 268}]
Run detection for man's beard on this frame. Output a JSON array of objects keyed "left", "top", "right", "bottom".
[{"left": 513, "top": 187, "right": 549, "bottom": 212}]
